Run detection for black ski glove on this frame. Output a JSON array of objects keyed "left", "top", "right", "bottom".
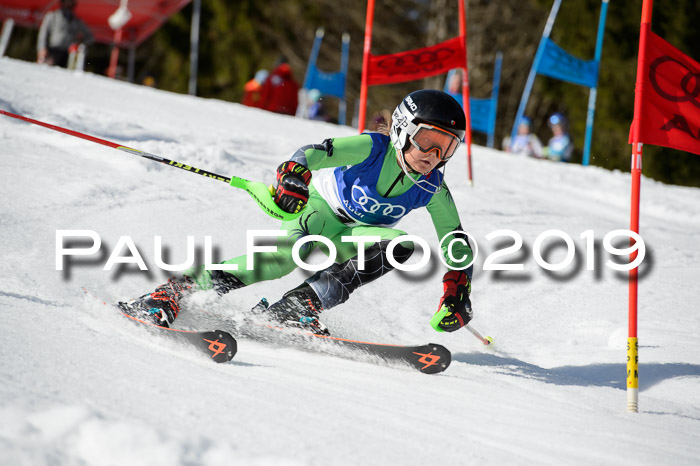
[
  {"left": 273, "top": 161, "right": 312, "bottom": 214},
  {"left": 431, "top": 270, "right": 472, "bottom": 332}
]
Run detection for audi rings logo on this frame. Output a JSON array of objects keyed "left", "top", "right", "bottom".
[
  {"left": 649, "top": 56, "right": 700, "bottom": 109},
  {"left": 351, "top": 185, "right": 407, "bottom": 219},
  {"left": 376, "top": 47, "right": 456, "bottom": 71}
]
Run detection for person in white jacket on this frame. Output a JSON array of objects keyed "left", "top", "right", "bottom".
[
  {"left": 502, "top": 116, "right": 543, "bottom": 159},
  {"left": 37, "top": 0, "right": 93, "bottom": 68}
]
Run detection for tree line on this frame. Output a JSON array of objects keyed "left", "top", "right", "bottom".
[{"left": 6, "top": 0, "right": 699, "bottom": 187}]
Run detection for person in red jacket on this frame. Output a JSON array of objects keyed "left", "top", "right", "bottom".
[
  {"left": 242, "top": 69, "right": 269, "bottom": 108},
  {"left": 259, "top": 61, "right": 299, "bottom": 116}
]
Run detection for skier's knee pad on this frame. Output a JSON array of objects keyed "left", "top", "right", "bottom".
[
  {"left": 389, "top": 241, "right": 414, "bottom": 264},
  {"left": 306, "top": 239, "right": 413, "bottom": 310},
  {"left": 377, "top": 229, "right": 414, "bottom": 264}
]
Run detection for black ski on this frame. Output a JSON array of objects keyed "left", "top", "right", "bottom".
[
  {"left": 83, "top": 289, "right": 237, "bottom": 363},
  {"left": 116, "top": 305, "right": 237, "bottom": 363},
  {"left": 322, "top": 336, "right": 452, "bottom": 374},
  {"left": 252, "top": 324, "right": 451, "bottom": 374}
]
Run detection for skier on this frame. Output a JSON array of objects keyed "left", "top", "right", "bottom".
[{"left": 120, "top": 89, "right": 475, "bottom": 336}]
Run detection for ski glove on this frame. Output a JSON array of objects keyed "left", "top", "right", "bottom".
[
  {"left": 430, "top": 270, "right": 472, "bottom": 332},
  {"left": 273, "top": 161, "right": 312, "bottom": 214}
]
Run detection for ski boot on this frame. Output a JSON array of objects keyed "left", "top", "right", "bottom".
[
  {"left": 254, "top": 284, "right": 330, "bottom": 336},
  {"left": 118, "top": 276, "right": 194, "bottom": 328}
]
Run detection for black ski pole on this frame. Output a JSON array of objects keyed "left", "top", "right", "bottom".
[{"left": 0, "top": 109, "right": 301, "bottom": 221}]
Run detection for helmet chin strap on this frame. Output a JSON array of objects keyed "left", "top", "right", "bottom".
[{"left": 396, "top": 147, "right": 444, "bottom": 194}]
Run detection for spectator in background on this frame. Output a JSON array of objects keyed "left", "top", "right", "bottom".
[
  {"left": 446, "top": 69, "right": 462, "bottom": 97},
  {"left": 242, "top": 69, "right": 269, "bottom": 108},
  {"left": 37, "top": 0, "right": 93, "bottom": 68},
  {"left": 544, "top": 113, "right": 573, "bottom": 162},
  {"left": 502, "top": 116, "right": 543, "bottom": 158},
  {"left": 260, "top": 58, "right": 299, "bottom": 116},
  {"left": 305, "top": 89, "right": 329, "bottom": 122}
]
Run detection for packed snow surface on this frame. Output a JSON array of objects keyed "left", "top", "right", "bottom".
[{"left": 1, "top": 58, "right": 699, "bottom": 466}]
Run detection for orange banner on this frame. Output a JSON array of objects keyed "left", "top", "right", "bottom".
[
  {"left": 629, "top": 31, "right": 700, "bottom": 156},
  {"left": 367, "top": 36, "right": 466, "bottom": 86}
]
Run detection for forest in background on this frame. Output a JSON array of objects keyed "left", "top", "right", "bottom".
[{"left": 5, "top": 0, "right": 700, "bottom": 187}]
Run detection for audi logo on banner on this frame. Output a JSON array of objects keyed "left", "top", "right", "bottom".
[
  {"left": 632, "top": 31, "right": 700, "bottom": 155},
  {"left": 367, "top": 36, "right": 466, "bottom": 85},
  {"left": 375, "top": 47, "right": 457, "bottom": 73},
  {"left": 649, "top": 56, "right": 700, "bottom": 109}
]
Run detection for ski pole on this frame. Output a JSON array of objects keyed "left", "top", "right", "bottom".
[
  {"left": 0, "top": 109, "right": 301, "bottom": 222},
  {"left": 465, "top": 324, "right": 492, "bottom": 346},
  {"left": 430, "top": 305, "right": 493, "bottom": 345}
]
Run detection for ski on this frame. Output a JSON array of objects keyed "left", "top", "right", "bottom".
[
  {"left": 118, "top": 308, "right": 238, "bottom": 364},
  {"left": 254, "top": 324, "right": 451, "bottom": 374},
  {"left": 84, "top": 289, "right": 237, "bottom": 363},
  {"left": 318, "top": 336, "right": 451, "bottom": 375}
]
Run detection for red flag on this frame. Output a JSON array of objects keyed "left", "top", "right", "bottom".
[
  {"left": 629, "top": 31, "right": 700, "bottom": 156},
  {"left": 367, "top": 36, "right": 466, "bottom": 86}
]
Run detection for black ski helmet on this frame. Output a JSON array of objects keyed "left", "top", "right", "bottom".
[{"left": 390, "top": 89, "right": 466, "bottom": 156}]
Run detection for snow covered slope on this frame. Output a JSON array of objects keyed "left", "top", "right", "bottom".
[{"left": 1, "top": 58, "right": 699, "bottom": 466}]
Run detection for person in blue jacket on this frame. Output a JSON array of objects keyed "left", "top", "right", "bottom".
[{"left": 545, "top": 113, "right": 574, "bottom": 162}]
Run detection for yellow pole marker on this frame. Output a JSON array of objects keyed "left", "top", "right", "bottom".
[{"left": 627, "top": 337, "right": 639, "bottom": 412}]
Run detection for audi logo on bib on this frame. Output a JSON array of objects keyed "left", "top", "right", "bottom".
[{"left": 351, "top": 185, "right": 407, "bottom": 219}]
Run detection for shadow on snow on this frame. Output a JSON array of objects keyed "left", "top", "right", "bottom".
[{"left": 453, "top": 352, "right": 700, "bottom": 391}]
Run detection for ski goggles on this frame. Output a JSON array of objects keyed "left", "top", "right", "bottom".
[{"left": 408, "top": 123, "right": 461, "bottom": 161}]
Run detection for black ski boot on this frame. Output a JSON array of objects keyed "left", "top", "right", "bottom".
[
  {"left": 256, "top": 284, "right": 330, "bottom": 336},
  {"left": 119, "top": 276, "right": 194, "bottom": 328}
]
